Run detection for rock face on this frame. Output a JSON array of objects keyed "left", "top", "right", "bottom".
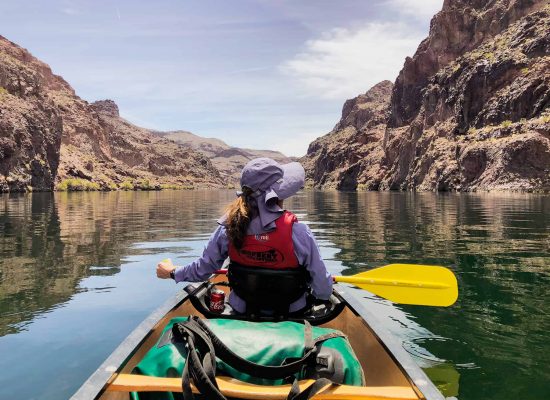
[
  {"left": 304, "top": 1, "right": 550, "bottom": 191},
  {"left": 302, "top": 81, "right": 392, "bottom": 190},
  {"left": 389, "top": 0, "right": 544, "bottom": 128},
  {"left": 78, "top": 104, "right": 223, "bottom": 189},
  {"left": 0, "top": 36, "right": 64, "bottom": 191},
  {"left": 0, "top": 36, "right": 223, "bottom": 191},
  {"left": 159, "top": 130, "right": 293, "bottom": 185}
]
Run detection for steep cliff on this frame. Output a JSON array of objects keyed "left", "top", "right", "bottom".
[
  {"left": 303, "top": 81, "right": 392, "bottom": 190},
  {"left": 304, "top": 0, "right": 550, "bottom": 191},
  {"left": 0, "top": 36, "right": 64, "bottom": 192},
  {"left": 0, "top": 36, "right": 223, "bottom": 191}
]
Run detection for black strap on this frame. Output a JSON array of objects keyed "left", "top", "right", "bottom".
[
  {"left": 175, "top": 320, "right": 218, "bottom": 384},
  {"left": 176, "top": 322, "right": 225, "bottom": 400},
  {"left": 287, "top": 378, "right": 335, "bottom": 400},
  {"left": 181, "top": 354, "right": 193, "bottom": 399},
  {"left": 191, "top": 317, "right": 327, "bottom": 380}
]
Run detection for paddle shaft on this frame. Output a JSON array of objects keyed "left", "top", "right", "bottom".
[
  {"left": 334, "top": 276, "right": 449, "bottom": 289},
  {"left": 213, "top": 269, "right": 448, "bottom": 289}
]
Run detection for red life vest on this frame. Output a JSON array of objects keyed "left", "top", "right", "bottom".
[{"left": 228, "top": 211, "right": 300, "bottom": 269}]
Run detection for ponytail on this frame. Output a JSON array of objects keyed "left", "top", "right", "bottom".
[{"left": 225, "top": 189, "right": 253, "bottom": 249}]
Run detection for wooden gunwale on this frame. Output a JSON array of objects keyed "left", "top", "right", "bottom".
[{"left": 71, "top": 280, "right": 446, "bottom": 400}]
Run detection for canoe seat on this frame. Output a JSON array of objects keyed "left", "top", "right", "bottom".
[{"left": 185, "top": 281, "right": 346, "bottom": 325}]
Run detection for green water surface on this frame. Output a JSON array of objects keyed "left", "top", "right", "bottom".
[{"left": 0, "top": 191, "right": 548, "bottom": 399}]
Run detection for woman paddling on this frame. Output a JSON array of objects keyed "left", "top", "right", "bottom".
[{"left": 156, "top": 157, "right": 333, "bottom": 315}]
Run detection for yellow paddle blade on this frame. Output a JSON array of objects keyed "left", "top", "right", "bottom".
[{"left": 334, "top": 264, "right": 458, "bottom": 307}]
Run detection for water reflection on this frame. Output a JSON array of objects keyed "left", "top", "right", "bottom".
[
  {"left": 287, "top": 191, "right": 549, "bottom": 400},
  {"left": 0, "top": 191, "right": 234, "bottom": 336},
  {"left": 0, "top": 191, "right": 548, "bottom": 400}
]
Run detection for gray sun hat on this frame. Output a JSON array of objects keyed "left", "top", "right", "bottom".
[
  {"left": 240, "top": 157, "right": 305, "bottom": 200},
  {"left": 219, "top": 158, "right": 305, "bottom": 232}
]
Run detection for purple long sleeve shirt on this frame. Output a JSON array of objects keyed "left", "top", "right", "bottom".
[{"left": 173, "top": 220, "right": 333, "bottom": 313}]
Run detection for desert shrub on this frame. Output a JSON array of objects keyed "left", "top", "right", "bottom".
[
  {"left": 119, "top": 180, "right": 134, "bottom": 191},
  {"left": 135, "top": 179, "right": 154, "bottom": 190},
  {"left": 57, "top": 178, "right": 100, "bottom": 191}
]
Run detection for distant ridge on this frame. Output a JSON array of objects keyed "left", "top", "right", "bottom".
[{"left": 158, "top": 130, "right": 293, "bottom": 185}]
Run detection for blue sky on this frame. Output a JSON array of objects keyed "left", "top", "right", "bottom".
[{"left": 0, "top": 0, "right": 442, "bottom": 156}]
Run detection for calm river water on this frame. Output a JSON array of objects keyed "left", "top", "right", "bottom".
[{"left": 0, "top": 190, "right": 548, "bottom": 400}]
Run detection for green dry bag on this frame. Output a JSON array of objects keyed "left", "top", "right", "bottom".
[{"left": 131, "top": 317, "right": 364, "bottom": 399}]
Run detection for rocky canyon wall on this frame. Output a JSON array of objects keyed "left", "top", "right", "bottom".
[
  {"left": 0, "top": 36, "right": 223, "bottom": 192},
  {"left": 304, "top": 0, "right": 550, "bottom": 191}
]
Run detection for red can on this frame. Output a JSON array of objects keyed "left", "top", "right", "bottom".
[{"left": 209, "top": 288, "right": 225, "bottom": 313}]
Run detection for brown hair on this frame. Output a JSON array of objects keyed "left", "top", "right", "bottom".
[{"left": 225, "top": 189, "right": 253, "bottom": 249}]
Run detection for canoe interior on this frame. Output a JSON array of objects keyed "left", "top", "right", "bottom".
[{"left": 97, "top": 278, "right": 428, "bottom": 400}]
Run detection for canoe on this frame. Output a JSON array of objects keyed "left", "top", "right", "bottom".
[{"left": 71, "top": 275, "right": 446, "bottom": 400}]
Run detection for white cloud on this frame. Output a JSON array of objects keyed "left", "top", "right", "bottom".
[
  {"left": 280, "top": 22, "right": 423, "bottom": 99},
  {"left": 279, "top": 0, "right": 444, "bottom": 101},
  {"left": 61, "top": 7, "right": 79, "bottom": 15},
  {"left": 389, "top": 0, "right": 444, "bottom": 19}
]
